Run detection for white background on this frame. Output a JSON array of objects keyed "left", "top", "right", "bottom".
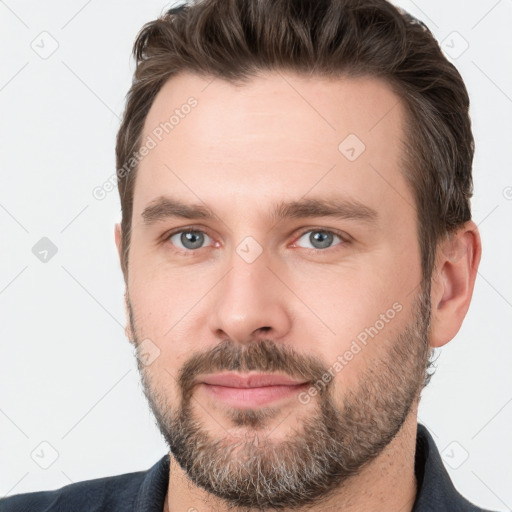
[{"left": 1, "top": 0, "right": 511, "bottom": 510}]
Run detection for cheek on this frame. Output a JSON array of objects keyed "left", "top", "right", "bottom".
[
  {"left": 138, "top": 334, "right": 191, "bottom": 407},
  {"left": 288, "top": 252, "right": 415, "bottom": 332},
  {"left": 147, "top": 345, "right": 188, "bottom": 384},
  {"left": 127, "top": 275, "right": 192, "bottom": 371},
  {"left": 128, "top": 251, "right": 207, "bottom": 330},
  {"left": 286, "top": 255, "right": 417, "bottom": 377}
]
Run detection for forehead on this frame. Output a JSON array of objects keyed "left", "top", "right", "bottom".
[
  {"left": 142, "top": 70, "right": 405, "bottom": 149},
  {"left": 133, "top": 70, "right": 412, "bottom": 224}
]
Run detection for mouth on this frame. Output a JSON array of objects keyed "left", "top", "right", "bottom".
[{"left": 199, "top": 372, "right": 310, "bottom": 408}]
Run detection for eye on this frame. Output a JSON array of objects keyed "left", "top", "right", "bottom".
[
  {"left": 164, "top": 227, "right": 346, "bottom": 254},
  {"left": 294, "top": 229, "right": 345, "bottom": 251},
  {"left": 167, "top": 229, "right": 213, "bottom": 251}
]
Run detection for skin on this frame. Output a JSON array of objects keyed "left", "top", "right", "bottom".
[{"left": 115, "top": 71, "right": 481, "bottom": 512}]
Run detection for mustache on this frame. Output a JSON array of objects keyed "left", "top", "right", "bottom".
[{"left": 176, "top": 338, "right": 330, "bottom": 400}]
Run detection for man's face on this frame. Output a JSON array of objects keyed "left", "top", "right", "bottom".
[{"left": 118, "top": 71, "right": 432, "bottom": 509}]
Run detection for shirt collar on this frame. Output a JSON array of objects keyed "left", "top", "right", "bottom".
[
  {"left": 133, "top": 452, "right": 169, "bottom": 512},
  {"left": 412, "top": 423, "right": 481, "bottom": 511}
]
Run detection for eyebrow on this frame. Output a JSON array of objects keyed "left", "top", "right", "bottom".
[{"left": 141, "top": 195, "right": 378, "bottom": 226}]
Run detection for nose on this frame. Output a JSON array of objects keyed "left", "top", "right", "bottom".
[{"left": 207, "top": 244, "right": 293, "bottom": 345}]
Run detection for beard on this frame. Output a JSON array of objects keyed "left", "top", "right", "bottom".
[{"left": 128, "top": 284, "right": 433, "bottom": 511}]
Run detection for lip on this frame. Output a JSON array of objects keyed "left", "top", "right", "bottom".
[
  {"left": 199, "top": 373, "right": 310, "bottom": 408},
  {"left": 200, "top": 372, "right": 308, "bottom": 388}
]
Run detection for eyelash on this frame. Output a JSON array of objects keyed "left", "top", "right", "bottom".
[{"left": 162, "top": 226, "right": 349, "bottom": 255}]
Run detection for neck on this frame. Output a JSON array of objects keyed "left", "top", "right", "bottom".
[{"left": 163, "top": 406, "right": 419, "bottom": 512}]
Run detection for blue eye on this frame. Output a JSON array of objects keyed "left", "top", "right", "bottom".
[
  {"left": 168, "top": 230, "right": 212, "bottom": 251},
  {"left": 165, "top": 228, "right": 346, "bottom": 254},
  {"left": 295, "top": 229, "right": 344, "bottom": 250}
]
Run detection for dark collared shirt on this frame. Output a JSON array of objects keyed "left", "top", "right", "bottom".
[{"left": 1, "top": 423, "right": 496, "bottom": 511}]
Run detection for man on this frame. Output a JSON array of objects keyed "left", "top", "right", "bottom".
[{"left": 1, "top": 0, "right": 496, "bottom": 511}]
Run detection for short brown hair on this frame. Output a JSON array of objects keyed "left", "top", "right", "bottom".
[{"left": 115, "top": 0, "right": 474, "bottom": 287}]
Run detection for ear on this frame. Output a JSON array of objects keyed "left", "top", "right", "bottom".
[
  {"left": 115, "top": 223, "right": 135, "bottom": 345},
  {"left": 114, "top": 223, "right": 122, "bottom": 263},
  {"left": 429, "top": 221, "right": 482, "bottom": 348},
  {"left": 123, "top": 289, "right": 136, "bottom": 346}
]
